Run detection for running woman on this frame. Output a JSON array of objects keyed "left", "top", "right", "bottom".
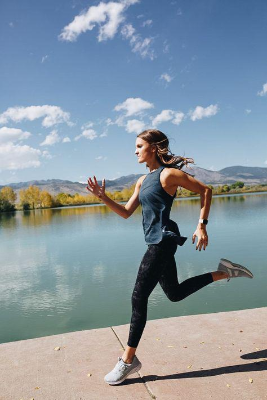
[{"left": 86, "top": 129, "right": 253, "bottom": 386}]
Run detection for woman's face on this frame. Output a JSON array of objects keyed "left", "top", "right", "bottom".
[{"left": 135, "top": 137, "right": 155, "bottom": 164}]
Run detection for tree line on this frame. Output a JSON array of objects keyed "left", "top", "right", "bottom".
[{"left": 0, "top": 180, "right": 266, "bottom": 213}]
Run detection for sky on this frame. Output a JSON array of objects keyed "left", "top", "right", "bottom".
[{"left": 0, "top": 0, "right": 267, "bottom": 184}]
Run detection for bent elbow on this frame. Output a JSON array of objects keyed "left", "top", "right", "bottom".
[
  {"left": 123, "top": 211, "right": 130, "bottom": 219},
  {"left": 206, "top": 187, "right": 212, "bottom": 194}
]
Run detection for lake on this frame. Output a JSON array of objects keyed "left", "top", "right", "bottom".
[{"left": 0, "top": 192, "right": 266, "bottom": 344}]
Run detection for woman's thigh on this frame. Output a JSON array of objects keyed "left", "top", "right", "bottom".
[{"left": 132, "top": 240, "right": 177, "bottom": 297}]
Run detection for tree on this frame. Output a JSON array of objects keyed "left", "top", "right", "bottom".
[
  {"left": 222, "top": 185, "right": 230, "bottom": 192},
  {"left": 0, "top": 187, "right": 17, "bottom": 204},
  {"left": 0, "top": 195, "right": 15, "bottom": 212},
  {"left": 40, "top": 191, "right": 53, "bottom": 208},
  {"left": 230, "top": 181, "right": 244, "bottom": 190},
  {"left": 19, "top": 186, "right": 41, "bottom": 209}
]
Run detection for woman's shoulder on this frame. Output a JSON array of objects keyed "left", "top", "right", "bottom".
[
  {"left": 162, "top": 165, "right": 181, "bottom": 176},
  {"left": 137, "top": 174, "right": 147, "bottom": 186}
]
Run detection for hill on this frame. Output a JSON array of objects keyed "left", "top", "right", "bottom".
[{"left": 1, "top": 165, "right": 267, "bottom": 198}]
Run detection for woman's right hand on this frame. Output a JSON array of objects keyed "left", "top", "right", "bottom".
[{"left": 86, "top": 176, "right": 106, "bottom": 200}]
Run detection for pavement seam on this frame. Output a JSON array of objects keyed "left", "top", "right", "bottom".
[{"left": 110, "top": 326, "right": 157, "bottom": 399}]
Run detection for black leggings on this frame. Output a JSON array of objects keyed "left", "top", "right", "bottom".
[{"left": 127, "top": 239, "right": 214, "bottom": 348}]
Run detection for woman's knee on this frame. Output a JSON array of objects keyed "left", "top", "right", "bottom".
[{"left": 166, "top": 291, "right": 185, "bottom": 302}]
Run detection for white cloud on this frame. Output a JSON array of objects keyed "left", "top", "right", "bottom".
[
  {"left": 257, "top": 82, "right": 267, "bottom": 96},
  {"left": 121, "top": 0, "right": 139, "bottom": 5},
  {"left": 160, "top": 73, "right": 173, "bottom": 83},
  {"left": 121, "top": 23, "right": 155, "bottom": 59},
  {"left": 114, "top": 97, "right": 154, "bottom": 117},
  {"left": 152, "top": 110, "right": 174, "bottom": 127},
  {"left": 245, "top": 109, "right": 251, "bottom": 114},
  {"left": 0, "top": 143, "right": 42, "bottom": 171},
  {"left": 0, "top": 126, "right": 46, "bottom": 171},
  {"left": 105, "top": 118, "right": 114, "bottom": 126},
  {"left": 59, "top": 0, "right": 139, "bottom": 42},
  {"left": 95, "top": 155, "right": 107, "bottom": 160},
  {"left": 114, "top": 115, "right": 126, "bottom": 126},
  {"left": 74, "top": 129, "right": 97, "bottom": 141},
  {"left": 62, "top": 136, "right": 71, "bottom": 143},
  {"left": 0, "top": 127, "right": 31, "bottom": 144},
  {"left": 141, "top": 19, "right": 152, "bottom": 27},
  {"left": 126, "top": 119, "right": 145, "bottom": 134},
  {"left": 189, "top": 104, "right": 219, "bottom": 121},
  {"left": 152, "top": 110, "right": 185, "bottom": 127},
  {"left": 9, "top": 22, "right": 14, "bottom": 28},
  {"left": 41, "top": 55, "right": 48, "bottom": 63},
  {"left": 40, "top": 130, "right": 61, "bottom": 146},
  {"left": 42, "top": 150, "right": 53, "bottom": 159},
  {"left": 0, "top": 105, "right": 72, "bottom": 127},
  {"left": 81, "top": 121, "right": 94, "bottom": 129},
  {"left": 172, "top": 111, "right": 185, "bottom": 125}
]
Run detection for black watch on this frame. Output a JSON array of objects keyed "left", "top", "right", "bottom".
[{"left": 199, "top": 219, "right": 208, "bottom": 225}]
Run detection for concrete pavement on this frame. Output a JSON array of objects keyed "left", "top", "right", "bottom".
[{"left": 0, "top": 307, "right": 266, "bottom": 400}]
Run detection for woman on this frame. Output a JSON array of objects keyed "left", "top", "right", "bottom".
[{"left": 86, "top": 129, "right": 253, "bottom": 386}]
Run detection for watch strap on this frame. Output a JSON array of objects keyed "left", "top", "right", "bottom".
[{"left": 199, "top": 218, "right": 208, "bottom": 225}]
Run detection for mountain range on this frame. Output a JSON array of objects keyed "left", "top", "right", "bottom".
[{"left": 1, "top": 165, "right": 267, "bottom": 197}]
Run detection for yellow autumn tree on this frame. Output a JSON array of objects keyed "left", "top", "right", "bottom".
[
  {"left": 0, "top": 187, "right": 17, "bottom": 204},
  {"left": 40, "top": 191, "right": 53, "bottom": 208},
  {"left": 19, "top": 185, "right": 41, "bottom": 209}
]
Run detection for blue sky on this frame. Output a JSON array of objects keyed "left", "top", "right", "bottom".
[{"left": 0, "top": 0, "right": 267, "bottom": 184}]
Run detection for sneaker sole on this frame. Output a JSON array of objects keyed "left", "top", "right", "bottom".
[
  {"left": 104, "top": 362, "right": 142, "bottom": 385},
  {"left": 219, "top": 258, "right": 254, "bottom": 278}
]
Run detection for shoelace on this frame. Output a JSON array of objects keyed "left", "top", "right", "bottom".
[{"left": 117, "top": 357, "right": 130, "bottom": 372}]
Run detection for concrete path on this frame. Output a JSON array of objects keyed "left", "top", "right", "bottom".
[{"left": 0, "top": 307, "right": 266, "bottom": 400}]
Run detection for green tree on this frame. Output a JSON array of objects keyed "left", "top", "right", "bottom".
[
  {"left": 0, "top": 195, "right": 15, "bottom": 212},
  {"left": 222, "top": 185, "right": 230, "bottom": 192},
  {"left": 230, "top": 181, "right": 244, "bottom": 190}
]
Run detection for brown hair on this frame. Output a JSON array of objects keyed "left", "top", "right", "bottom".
[{"left": 137, "top": 129, "right": 195, "bottom": 174}]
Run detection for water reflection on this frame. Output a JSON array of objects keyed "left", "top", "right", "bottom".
[{"left": 0, "top": 211, "right": 17, "bottom": 229}]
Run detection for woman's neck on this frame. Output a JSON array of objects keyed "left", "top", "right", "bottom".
[{"left": 147, "top": 162, "right": 162, "bottom": 173}]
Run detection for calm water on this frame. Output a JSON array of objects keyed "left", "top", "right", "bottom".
[{"left": 0, "top": 192, "right": 266, "bottom": 344}]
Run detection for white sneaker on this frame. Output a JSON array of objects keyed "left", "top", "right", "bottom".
[
  {"left": 218, "top": 258, "right": 254, "bottom": 282},
  {"left": 104, "top": 355, "right": 142, "bottom": 385}
]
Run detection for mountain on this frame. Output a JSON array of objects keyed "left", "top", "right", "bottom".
[{"left": 0, "top": 166, "right": 267, "bottom": 198}]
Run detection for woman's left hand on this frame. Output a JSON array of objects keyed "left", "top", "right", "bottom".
[{"left": 192, "top": 226, "right": 208, "bottom": 251}]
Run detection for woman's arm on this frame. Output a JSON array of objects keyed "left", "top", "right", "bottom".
[
  {"left": 86, "top": 175, "right": 145, "bottom": 219},
  {"left": 166, "top": 169, "right": 212, "bottom": 251}
]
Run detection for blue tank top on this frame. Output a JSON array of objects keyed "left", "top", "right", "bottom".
[{"left": 139, "top": 165, "right": 188, "bottom": 246}]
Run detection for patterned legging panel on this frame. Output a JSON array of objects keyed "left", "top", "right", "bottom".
[{"left": 127, "top": 239, "right": 214, "bottom": 348}]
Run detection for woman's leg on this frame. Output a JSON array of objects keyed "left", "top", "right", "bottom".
[
  {"left": 122, "top": 241, "right": 228, "bottom": 363},
  {"left": 123, "top": 243, "right": 172, "bottom": 362},
  {"left": 158, "top": 245, "right": 227, "bottom": 302}
]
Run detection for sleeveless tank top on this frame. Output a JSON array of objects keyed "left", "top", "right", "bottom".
[{"left": 139, "top": 165, "right": 188, "bottom": 246}]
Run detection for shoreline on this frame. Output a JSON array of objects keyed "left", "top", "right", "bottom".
[{"left": 2, "top": 188, "right": 266, "bottom": 213}]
